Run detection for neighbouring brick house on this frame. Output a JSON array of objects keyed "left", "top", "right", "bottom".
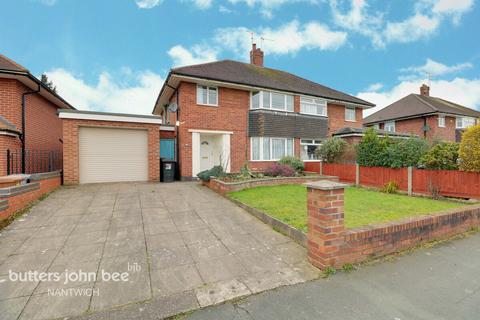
[
  {"left": 153, "top": 44, "right": 375, "bottom": 180},
  {"left": 364, "top": 84, "right": 480, "bottom": 142},
  {"left": 0, "top": 54, "right": 74, "bottom": 176}
]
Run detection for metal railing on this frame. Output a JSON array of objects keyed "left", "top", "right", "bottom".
[{"left": 6, "top": 149, "right": 62, "bottom": 175}]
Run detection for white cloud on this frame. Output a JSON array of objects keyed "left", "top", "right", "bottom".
[
  {"left": 365, "top": 83, "right": 383, "bottom": 91},
  {"left": 431, "top": 0, "right": 474, "bottom": 15},
  {"left": 214, "top": 20, "right": 347, "bottom": 59},
  {"left": 167, "top": 45, "right": 219, "bottom": 67},
  {"left": 45, "top": 68, "right": 164, "bottom": 115},
  {"left": 330, "top": 0, "right": 384, "bottom": 47},
  {"left": 358, "top": 77, "right": 480, "bottom": 117},
  {"left": 401, "top": 58, "right": 473, "bottom": 77},
  {"left": 191, "top": 0, "right": 213, "bottom": 9},
  {"left": 219, "top": 5, "right": 233, "bottom": 13},
  {"left": 34, "top": 0, "right": 57, "bottom": 5},
  {"left": 384, "top": 14, "right": 440, "bottom": 43},
  {"left": 135, "top": 0, "right": 162, "bottom": 9}
]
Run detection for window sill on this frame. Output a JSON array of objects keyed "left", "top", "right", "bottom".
[
  {"left": 197, "top": 103, "right": 218, "bottom": 107},
  {"left": 345, "top": 119, "right": 357, "bottom": 122},
  {"left": 299, "top": 112, "right": 328, "bottom": 118}
]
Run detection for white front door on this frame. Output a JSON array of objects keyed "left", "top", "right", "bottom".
[{"left": 200, "top": 135, "right": 217, "bottom": 171}]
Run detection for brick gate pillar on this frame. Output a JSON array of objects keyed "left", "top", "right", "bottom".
[{"left": 304, "top": 180, "right": 348, "bottom": 270}]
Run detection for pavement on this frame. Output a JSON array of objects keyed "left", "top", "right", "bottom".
[
  {"left": 0, "top": 182, "right": 319, "bottom": 320},
  {"left": 186, "top": 232, "right": 480, "bottom": 320}
]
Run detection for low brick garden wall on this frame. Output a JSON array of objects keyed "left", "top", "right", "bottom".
[
  {"left": 306, "top": 180, "right": 480, "bottom": 270},
  {"left": 0, "top": 171, "right": 61, "bottom": 221},
  {"left": 204, "top": 175, "right": 338, "bottom": 196}
]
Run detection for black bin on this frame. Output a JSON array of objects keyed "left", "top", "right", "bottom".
[{"left": 160, "top": 159, "right": 176, "bottom": 182}]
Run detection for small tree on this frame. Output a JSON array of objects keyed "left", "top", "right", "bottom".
[
  {"left": 386, "top": 137, "right": 429, "bottom": 168},
  {"left": 40, "top": 74, "right": 57, "bottom": 93},
  {"left": 459, "top": 124, "right": 480, "bottom": 172},
  {"left": 315, "top": 137, "right": 348, "bottom": 163},
  {"left": 419, "top": 142, "right": 459, "bottom": 170},
  {"left": 356, "top": 128, "right": 390, "bottom": 167}
]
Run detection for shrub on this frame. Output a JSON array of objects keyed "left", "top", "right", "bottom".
[
  {"left": 419, "top": 142, "right": 459, "bottom": 170},
  {"left": 278, "top": 156, "right": 304, "bottom": 172},
  {"left": 197, "top": 165, "right": 225, "bottom": 181},
  {"left": 264, "top": 163, "right": 296, "bottom": 177},
  {"left": 316, "top": 137, "right": 348, "bottom": 163},
  {"left": 459, "top": 124, "right": 480, "bottom": 172},
  {"left": 386, "top": 137, "right": 429, "bottom": 168},
  {"left": 356, "top": 128, "right": 390, "bottom": 167},
  {"left": 380, "top": 181, "right": 399, "bottom": 194}
]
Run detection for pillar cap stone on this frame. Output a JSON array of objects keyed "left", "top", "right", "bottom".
[{"left": 304, "top": 180, "right": 350, "bottom": 190}]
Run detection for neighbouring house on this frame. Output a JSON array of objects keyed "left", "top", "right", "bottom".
[
  {"left": 0, "top": 54, "right": 75, "bottom": 176},
  {"left": 153, "top": 44, "right": 375, "bottom": 180},
  {"left": 332, "top": 127, "right": 415, "bottom": 144},
  {"left": 364, "top": 84, "right": 480, "bottom": 142}
]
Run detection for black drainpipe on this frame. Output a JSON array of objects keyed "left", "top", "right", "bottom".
[
  {"left": 21, "top": 84, "right": 41, "bottom": 174},
  {"left": 423, "top": 116, "right": 427, "bottom": 139},
  {"left": 175, "top": 89, "right": 180, "bottom": 180}
]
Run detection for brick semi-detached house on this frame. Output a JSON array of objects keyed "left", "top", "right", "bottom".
[
  {"left": 364, "top": 84, "right": 480, "bottom": 142},
  {"left": 0, "top": 54, "right": 74, "bottom": 176},
  {"left": 153, "top": 44, "right": 375, "bottom": 180}
]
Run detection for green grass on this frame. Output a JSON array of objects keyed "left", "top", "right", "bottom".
[{"left": 228, "top": 185, "right": 470, "bottom": 230}]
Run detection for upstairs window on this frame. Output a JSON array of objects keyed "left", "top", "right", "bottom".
[
  {"left": 197, "top": 85, "right": 218, "bottom": 106},
  {"left": 250, "top": 90, "right": 294, "bottom": 112},
  {"left": 300, "top": 96, "right": 327, "bottom": 117},
  {"left": 345, "top": 106, "right": 356, "bottom": 121},
  {"left": 385, "top": 121, "right": 395, "bottom": 132},
  {"left": 438, "top": 115, "right": 445, "bottom": 128},
  {"left": 456, "top": 116, "right": 476, "bottom": 129}
]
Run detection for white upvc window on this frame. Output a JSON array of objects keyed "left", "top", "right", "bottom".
[
  {"left": 438, "top": 114, "right": 445, "bottom": 128},
  {"left": 250, "top": 137, "right": 294, "bottom": 161},
  {"left": 300, "top": 139, "right": 322, "bottom": 160},
  {"left": 300, "top": 96, "right": 327, "bottom": 117},
  {"left": 456, "top": 116, "right": 476, "bottom": 129},
  {"left": 197, "top": 85, "right": 218, "bottom": 106},
  {"left": 345, "top": 106, "right": 356, "bottom": 121},
  {"left": 373, "top": 124, "right": 380, "bottom": 130},
  {"left": 250, "top": 90, "right": 294, "bottom": 112},
  {"left": 384, "top": 121, "right": 395, "bottom": 132}
]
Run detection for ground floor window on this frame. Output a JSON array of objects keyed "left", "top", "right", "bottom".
[
  {"left": 251, "top": 137, "right": 294, "bottom": 161},
  {"left": 300, "top": 139, "right": 322, "bottom": 160}
]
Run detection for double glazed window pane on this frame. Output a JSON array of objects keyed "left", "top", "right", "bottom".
[
  {"left": 208, "top": 87, "right": 217, "bottom": 105},
  {"left": 252, "top": 91, "right": 260, "bottom": 108},
  {"left": 197, "top": 86, "right": 208, "bottom": 104},
  {"left": 251, "top": 137, "right": 260, "bottom": 160},
  {"left": 272, "top": 138, "right": 285, "bottom": 159},
  {"left": 263, "top": 92, "right": 271, "bottom": 109},
  {"left": 263, "top": 138, "right": 271, "bottom": 160},
  {"left": 271, "top": 92, "right": 285, "bottom": 110}
]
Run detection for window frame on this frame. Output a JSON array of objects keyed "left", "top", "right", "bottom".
[
  {"left": 250, "top": 90, "right": 294, "bottom": 112},
  {"left": 196, "top": 85, "right": 218, "bottom": 107},
  {"left": 300, "top": 139, "right": 322, "bottom": 161},
  {"left": 300, "top": 96, "right": 328, "bottom": 117},
  {"left": 250, "top": 137, "right": 295, "bottom": 161},
  {"left": 438, "top": 114, "right": 445, "bottom": 128},
  {"left": 456, "top": 116, "right": 476, "bottom": 129},
  {"left": 384, "top": 121, "right": 395, "bottom": 132},
  {"left": 345, "top": 106, "right": 356, "bottom": 122}
]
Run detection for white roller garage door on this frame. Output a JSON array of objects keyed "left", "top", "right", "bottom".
[{"left": 79, "top": 127, "right": 149, "bottom": 184}]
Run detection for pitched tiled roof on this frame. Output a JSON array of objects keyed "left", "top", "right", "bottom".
[
  {"left": 364, "top": 94, "right": 480, "bottom": 124},
  {"left": 171, "top": 60, "right": 374, "bottom": 107},
  {"left": 0, "top": 54, "right": 28, "bottom": 72}
]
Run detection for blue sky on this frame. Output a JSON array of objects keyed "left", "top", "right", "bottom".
[{"left": 1, "top": 0, "right": 479, "bottom": 115}]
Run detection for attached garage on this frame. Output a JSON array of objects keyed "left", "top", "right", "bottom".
[
  {"left": 79, "top": 127, "right": 149, "bottom": 183},
  {"left": 59, "top": 110, "right": 161, "bottom": 184}
]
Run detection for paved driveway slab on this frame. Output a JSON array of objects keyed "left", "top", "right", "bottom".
[{"left": 0, "top": 182, "right": 319, "bottom": 320}]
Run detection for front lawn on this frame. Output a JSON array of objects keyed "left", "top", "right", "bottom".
[{"left": 228, "top": 185, "right": 469, "bottom": 231}]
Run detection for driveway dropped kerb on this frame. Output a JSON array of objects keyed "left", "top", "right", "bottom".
[{"left": 0, "top": 182, "right": 319, "bottom": 320}]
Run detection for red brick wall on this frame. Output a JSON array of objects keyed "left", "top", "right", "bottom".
[
  {"left": 62, "top": 119, "right": 160, "bottom": 184},
  {"left": 177, "top": 82, "right": 249, "bottom": 178},
  {"left": 327, "top": 103, "right": 363, "bottom": 135},
  {"left": 0, "top": 176, "right": 61, "bottom": 221},
  {"left": 394, "top": 117, "right": 426, "bottom": 138},
  {"left": 0, "top": 79, "right": 23, "bottom": 130},
  {"left": 0, "top": 135, "right": 21, "bottom": 176}
]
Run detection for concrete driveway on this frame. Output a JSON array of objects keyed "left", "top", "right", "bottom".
[{"left": 0, "top": 182, "right": 319, "bottom": 320}]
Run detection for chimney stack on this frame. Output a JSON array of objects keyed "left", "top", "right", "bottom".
[
  {"left": 250, "top": 43, "right": 264, "bottom": 67},
  {"left": 420, "top": 84, "right": 430, "bottom": 96}
]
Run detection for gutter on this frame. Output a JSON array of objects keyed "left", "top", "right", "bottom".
[{"left": 21, "top": 84, "right": 41, "bottom": 173}]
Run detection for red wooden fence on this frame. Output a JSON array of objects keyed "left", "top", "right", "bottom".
[{"left": 310, "top": 161, "right": 480, "bottom": 199}]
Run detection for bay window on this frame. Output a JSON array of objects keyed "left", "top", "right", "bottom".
[
  {"left": 250, "top": 90, "right": 294, "bottom": 112},
  {"left": 300, "top": 96, "right": 327, "bottom": 116},
  {"left": 300, "top": 139, "right": 322, "bottom": 160},
  {"left": 197, "top": 85, "right": 218, "bottom": 106},
  {"left": 250, "top": 137, "right": 294, "bottom": 161}
]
